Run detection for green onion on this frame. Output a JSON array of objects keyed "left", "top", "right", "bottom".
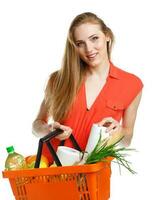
[{"left": 85, "top": 134, "right": 136, "bottom": 174}]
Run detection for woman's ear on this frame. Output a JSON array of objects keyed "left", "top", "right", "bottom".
[
  {"left": 106, "top": 35, "right": 110, "bottom": 42},
  {"left": 105, "top": 32, "right": 111, "bottom": 42}
]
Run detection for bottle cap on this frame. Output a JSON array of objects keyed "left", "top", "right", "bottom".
[{"left": 6, "top": 146, "right": 14, "bottom": 153}]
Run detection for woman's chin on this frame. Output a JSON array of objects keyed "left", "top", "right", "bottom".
[{"left": 88, "top": 61, "right": 100, "bottom": 68}]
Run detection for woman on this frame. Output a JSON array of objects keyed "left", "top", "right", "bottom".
[{"left": 32, "top": 12, "right": 143, "bottom": 199}]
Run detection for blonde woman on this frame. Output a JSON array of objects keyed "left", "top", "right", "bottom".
[{"left": 32, "top": 12, "right": 143, "bottom": 199}]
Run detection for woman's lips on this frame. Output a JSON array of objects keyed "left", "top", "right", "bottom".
[{"left": 86, "top": 53, "right": 98, "bottom": 60}]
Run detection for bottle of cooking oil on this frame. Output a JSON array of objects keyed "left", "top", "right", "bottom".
[{"left": 5, "top": 146, "right": 26, "bottom": 171}]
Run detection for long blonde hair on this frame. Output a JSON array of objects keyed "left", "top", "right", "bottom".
[{"left": 45, "top": 12, "right": 114, "bottom": 122}]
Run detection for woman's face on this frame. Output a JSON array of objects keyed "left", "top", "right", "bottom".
[{"left": 74, "top": 23, "right": 110, "bottom": 68}]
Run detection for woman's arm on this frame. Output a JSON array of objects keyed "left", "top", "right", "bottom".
[
  {"left": 120, "top": 90, "right": 143, "bottom": 146},
  {"left": 98, "top": 91, "right": 143, "bottom": 146},
  {"left": 32, "top": 100, "right": 51, "bottom": 137},
  {"left": 32, "top": 100, "right": 72, "bottom": 139}
]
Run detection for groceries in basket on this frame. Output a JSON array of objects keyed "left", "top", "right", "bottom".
[
  {"left": 48, "top": 124, "right": 136, "bottom": 174},
  {"left": 5, "top": 146, "right": 27, "bottom": 171},
  {"left": 4, "top": 125, "right": 136, "bottom": 173},
  {"left": 85, "top": 124, "right": 110, "bottom": 154},
  {"left": 82, "top": 124, "right": 136, "bottom": 174},
  {"left": 56, "top": 146, "right": 82, "bottom": 166},
  {"left": 25, "top": 155, "right": 49, "bottom": 168},
  {"left": 4, "top": 146, "right": 50, "bottom": 170},
  {"left": 2, "top": 127, "right": 135, "bottom": 200}
]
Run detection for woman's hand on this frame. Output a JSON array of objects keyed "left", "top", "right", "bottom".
[
  {"left": 97, "top": 117, "right": 121, "bottom": 134},
  {"left": 97, "top": 117, "right": 123, "bottom": 145},
  {"left": 51, "top": 122, "right": 72, "bottom": 140}
]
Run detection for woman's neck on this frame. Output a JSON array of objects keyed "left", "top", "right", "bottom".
[{"left": 86, "top": 59, "right": 110, "bottom": 80}]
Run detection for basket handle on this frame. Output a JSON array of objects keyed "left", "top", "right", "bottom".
[{"left": 34, "top": 128, "right": 82, "bottom": 168}]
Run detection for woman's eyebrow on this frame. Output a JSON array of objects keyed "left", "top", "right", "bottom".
[
  {"left": 88, "top": 34, "right": 97, "bottom": 39},
  {"left": 75, "top": 34, "right": 97, "bottom": 43}
]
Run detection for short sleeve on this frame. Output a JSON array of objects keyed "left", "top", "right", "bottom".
[{"left": 125, "top": 74, "right": 143, "bottom": 108}]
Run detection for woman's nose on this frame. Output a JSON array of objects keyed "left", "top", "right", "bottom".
[{"left": 85, "top": 42, "right": 93, "bottom": 53}]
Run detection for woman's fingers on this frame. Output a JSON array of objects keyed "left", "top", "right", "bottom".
[
  {"left": 60, "top": 127, "right": 72, "bottom": 139},
  {"left": 52, "top": 122, "right": 61, "bottom": 129},
  {"left": 97, "top": 117, "right": 114, "bottom": 127},
  {"left": 52, "top": 123, "right": 72, "bottom": 140},
  {"left": 106, "top": 121, "right": 120, "bottom": 133},
  {"left": 55, "top": 130, "right": 72, "bottom": 140},
  {"left": 98, "top": 117, "right": 120, "bottom": 134}
]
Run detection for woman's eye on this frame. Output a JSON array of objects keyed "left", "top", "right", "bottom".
[
  {"left": 76, "top": 42, "right": 84, "bottom": 47},
  {"left": 92, "top": 36, "right": 99, "bottom": 41}
]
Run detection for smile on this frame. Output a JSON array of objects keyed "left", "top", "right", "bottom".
[{"left": 86, "top": 53, "right": 98, "bottom": 60}]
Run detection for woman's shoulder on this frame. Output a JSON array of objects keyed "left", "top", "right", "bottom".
[
  {"left": 49, "top": 70, "right": 59, "bottom": 78},
  {"left": 113, "top": 64, "right": 143, "bottom": 87},
  {"left": 111, "top": 63, "right": 143, "bottom": 108},
  {"left": 47, "top": 70, "right": 59, "bottom": 83},
  {"left": 45, "top": 70, "right": 59, "bottom": 90}
]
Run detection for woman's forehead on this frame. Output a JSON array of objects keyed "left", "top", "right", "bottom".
[{"left": 74, "top": 23, "right": 102, "bottom": 41}]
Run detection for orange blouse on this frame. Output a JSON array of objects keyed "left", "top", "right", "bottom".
[{"left": 42, "top": 62, "right": 143, "bottom": 161}]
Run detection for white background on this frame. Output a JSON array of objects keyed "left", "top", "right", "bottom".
[{"left": 0, "top": 0, "right": 153, "bottom": 199}]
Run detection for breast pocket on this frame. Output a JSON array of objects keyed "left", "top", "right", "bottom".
[{"left": 105, "top": 100, "right": 124, "bottom": 116}]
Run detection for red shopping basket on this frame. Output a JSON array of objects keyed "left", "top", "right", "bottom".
[{"left": 2, "top": 129, "right": 111, "bottom": 200}]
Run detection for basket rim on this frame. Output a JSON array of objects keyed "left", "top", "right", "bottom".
[{"left": 2, "top": 161, "right": 111, "bottom": 178}]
